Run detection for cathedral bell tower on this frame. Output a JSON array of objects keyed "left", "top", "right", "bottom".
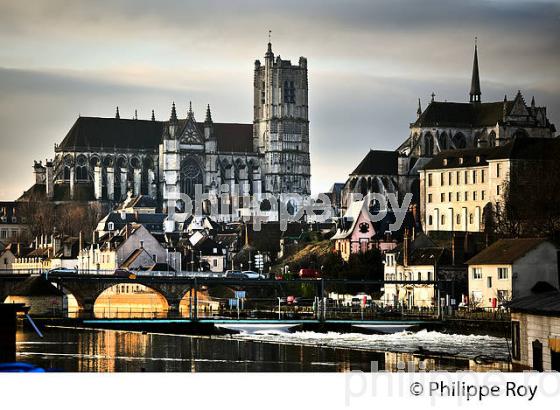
[{"left": 253, "top": 41, "right": 310, "bottom": 195}]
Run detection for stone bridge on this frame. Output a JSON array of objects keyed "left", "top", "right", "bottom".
[
  {"left": 0, "top": 274, "right": 31, "bottom": 302},
  {"left": 45, "top": 274, "right": 314, "bottom": 317}
]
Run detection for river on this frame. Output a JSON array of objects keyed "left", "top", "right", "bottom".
[{"left": 16, "top": 326, "right": 511, "bottom": 372}]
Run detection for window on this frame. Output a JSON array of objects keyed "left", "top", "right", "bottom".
[
  {"left": 498, "top": 267, "right": 509, "bottom": 280},
  {"left": 456, "top": 214, "right": 461, "bottom": 225},
  {"left": 464, "top": 170, "right": 468, "bottom": 184},
  {"left": 481, "top": 169, "right": 485, "bottom": 183},
  {"left": 428, "top": 194, "right": 432, "bottom": 203},
  {"left": 448, "top": 192, "right": 452, "bottom": 202},
  {"left": 213, "top": 259, "right": 218, "bottom": 267},
  {"left": 107, "top": 222, "right": 115, "bottom": 231},
  {"left": 464, "top": 191, "right": 469, "bottom": 201},
  {"left": 472, "top": 268, "right": 482, "bottom": 279},
  {"left": 481, "top": 190, "right": 486, "bottom": 200},
  {"left": 469, "top": 214, "right": 474, "bottom": 224},
  {"left": 283, "top": 80, "right": 296, "bottom": 103},
  {"left": 428, "top": 173, "right": 433, "bottom": 187},
  {"left": 497, "top": 290, "right": 509, "bottom": 302},
  {"left": 417, "top": 272, "right": 422, "bottom": 281},
  {"left": 532, "top": 340, "right": 543, "bottom": 372},
  {"left": 153, "top": 254, "right": 157, "bottom": 262},
  {"left": 440, "top": 173, "right": 444, "bottom": 186},
  {"left": 427, "top": 272, "right": 433, "bottom": 281},
  {"left": 511, "top": 321, "right": 521, "bottom": 360},
  {"left": 472, "top": 170, "right": 477, "bottom": 184},
  {"left": 496, "top": 163, "right": 501, "bottom": 178},
  {"left": 440, "top": 193, "right": 445, "bottom": 202},
  {"left": 441, "top": 215, "right": 446, "bottom": 225},
  {"left": 487, "top": 276, "right": 493, "bottom": 288},
  {"left": 497, "top": 185, "right": 501, "bottom": 195},
  {"left": 456, "top": 192, "right": 460, "bottom": 201},
  {"left": 456, "top": 171, "right": 460, "bottom": 184},
  {"left": 473, "top": 191, "right": 477, "bottom": 201},
  {"left": 448, "top": 172, "right": 452, "bottom": 185},
  {"left": 428, "top": 215, "right": 433, "bottom": 225}
]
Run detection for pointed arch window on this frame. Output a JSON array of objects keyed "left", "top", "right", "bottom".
[{"left": 181, "top": 157, "right": 203, "bottom": 199}]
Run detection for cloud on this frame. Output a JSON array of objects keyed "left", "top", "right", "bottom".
[{"left": 0, "top": 0, "right": 559, "bottom": 198}]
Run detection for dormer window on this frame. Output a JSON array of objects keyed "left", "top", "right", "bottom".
[
  {"left": 107, "top": 222, "right": 115, "bottom": 231},
  {"left": 475, "top": 156, "right": 481, "bottom": 163},
  {"left": 459, "top": 157, "right": 464, "bottom": 165},
  {"left": 443, "top": 159, "right": 448, "bottom": 166}
]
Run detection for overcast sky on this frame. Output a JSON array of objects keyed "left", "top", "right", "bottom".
[{"left": 1, "top": 0, "right": 559, "bottom": 200}]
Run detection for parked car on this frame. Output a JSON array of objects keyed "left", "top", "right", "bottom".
[
  {"left": 114, "top": 268, "right": 136, "bottom": 279},
  {"left": 242, "top": 271, "right": 265, "bottom": 279},
  {"left": 298, "top": 268, "right": 321, "bottom": 279},
  {"left": 225, "top": 271, "right": 249, "bottom": 279},
  {"left": 45, "top": 267, "right": 77, "bottom": 278}
]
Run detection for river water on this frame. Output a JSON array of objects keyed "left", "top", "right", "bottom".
[{"left": 16, "top": 326, "right": 511, "bottom": 372}]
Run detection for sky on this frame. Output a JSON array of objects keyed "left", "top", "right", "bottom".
[{"left": 0, "top": 0, "right": 559, "bottom": 200}]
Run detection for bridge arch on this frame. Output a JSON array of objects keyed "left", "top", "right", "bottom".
[{"left": 93, "top": 283, "right": 169, "bottom": 318}]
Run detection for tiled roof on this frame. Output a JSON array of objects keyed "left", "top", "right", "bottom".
[
  {"left": 466, "top": 238, "right": 550, "bottom": 265},
  {"left": 422, "top": 138, "right": 560, "bottom": 171},
  {"left": 413, "top": 101, "right": 514, "bottom": 128},
  {"left": 57, "top": 117, "right": 255, "bottom": 153},
  {"left": 351, "top": 150, "right": 398, "bottom": 175},
  {"left": 507, "top": 286, "right": 560, "bottom": 315}
]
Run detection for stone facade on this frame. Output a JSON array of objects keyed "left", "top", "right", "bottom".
[
  {"left": 511, "top": 311, "right": 560, "bottom": 371},
  {"left": 23, "top": 42, "right": 311, "bottom": 213}
]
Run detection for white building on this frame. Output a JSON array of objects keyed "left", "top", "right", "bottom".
[{"left": 466, "top": 238, "right": 559, "bottom": 308}]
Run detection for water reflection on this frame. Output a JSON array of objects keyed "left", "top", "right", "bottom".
[{"left": 16, "top": 327, "right": 510, "bottom": 372}]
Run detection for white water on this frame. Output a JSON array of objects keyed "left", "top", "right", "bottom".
[{"left": 231, "top": 329, "right": 510, "bottom": 361}]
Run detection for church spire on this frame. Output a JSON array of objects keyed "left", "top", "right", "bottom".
[
  {"left": 170, "top": 101, "right": 178, "bottom": 123},
  {"left": 151, "top": 109, "right": 155, "bottom": 121},
  {"left": 187, "top": 101, "right": 195, "bottom": 120},
  {"left": 205, "top": 104, "right": 213, "bottom": 124},
  {"left": 115, "top": 106, "right": 120, "bottom": 119},
  {"left": 265, "top": 30, "right": 274, "bottom": 60},
  {"left": 417, "top": 98, "right": 422, "bottom": 117},
  {"left": 469, "top": 38, "right": 481, "bottom": 103}
]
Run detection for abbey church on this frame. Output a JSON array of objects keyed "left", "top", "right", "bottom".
[
  {"left": 340, "top": 42, "right": 556, "bottom": 211},
  {"left": 22, "top": 42, "right": 311, "bottom": 211}
]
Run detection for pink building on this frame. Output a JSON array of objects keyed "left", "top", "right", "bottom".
[{"left": 331, "top": 200, "right": 397, "bottom": 261}]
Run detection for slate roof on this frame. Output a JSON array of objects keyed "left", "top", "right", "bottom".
[
  {"left": 507, "top": 286, "right": 560, "bottom": 315},
  {"left": 465, "top": 238, "right": 549, "bottom": 265},
  {"left": 422, "top": 138, "right": 560, "bottom": 171},
  {"left": 413, "top": 101, "right": 515, "bottom": 128},
  {"left": 351, "top": 150, "right": 399, "bottom": 176},
  {"left": 57, "top": 117, "right": 255, "bottom": 153}
]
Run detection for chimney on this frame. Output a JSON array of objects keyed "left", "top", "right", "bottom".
[{"left": 403, "top": 229, "right": 410, "bottom": 267}]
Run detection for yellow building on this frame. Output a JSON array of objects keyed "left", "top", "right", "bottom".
[{"left": 419, "top": 138, "right": 560, "bottom": 233}]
